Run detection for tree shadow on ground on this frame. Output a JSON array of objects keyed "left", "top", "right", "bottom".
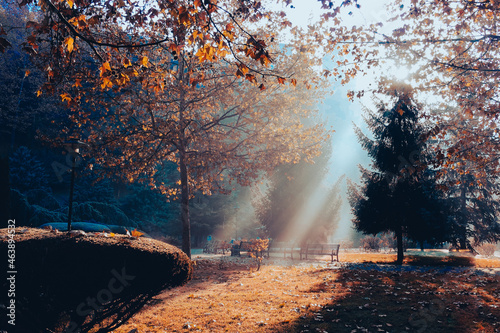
[{"left": 270, "top": 257, "right": 499, "bottom": 333}]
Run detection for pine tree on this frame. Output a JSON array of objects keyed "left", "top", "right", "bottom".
[
  {"left": 348, "top": 88, "right": 447, "bottom": 264},
  {"left": 9, "top": 146, "right": 49, "bottom": 193}
]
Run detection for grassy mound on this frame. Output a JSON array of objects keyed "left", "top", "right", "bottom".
[{"left": 0, "top": 228, "right": 192, "bottom": 333}]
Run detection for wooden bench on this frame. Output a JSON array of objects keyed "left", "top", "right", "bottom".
[
  {"left": 231, "top": 241, "right": 270, "bottom": 258},
  {"left": 230, "top": 241, "right": 252, "bottom": 256},
  {"left": 300, "top": 243, "right": 340, "bottom": 262},
  {"left": 266, "top": 242, "right": 296, "bottom": 259},
  {"left": 204, "top": 240, "right": 230, "bottom": 255}
]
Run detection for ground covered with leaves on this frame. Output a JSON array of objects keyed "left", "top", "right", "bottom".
[{"left": 115, "top": 252, "right": 500, "bottom": 333}]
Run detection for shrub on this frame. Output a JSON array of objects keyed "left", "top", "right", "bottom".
[
  {"left": 59, "top": 202, "right": 131, "bottom": 226},
  {"left": 26, "top": 189, "right": 61, "bottom": 210},
  {"left": 248, "top": 238, "right": 269, "bottom": 271},
  {"left": 10, "top": 189, "right": 32, "bottom": 225},
  {"left": 29, "top": 205, "right": 66, "bottom": 226},
  {"left": 475, "top": 243, "right": 497, "bottom": 257},
  {"left": 340, "top": 239, "right": 354, "bottom": 251},
  {"left": 380, "top": 233, "right": 397, "bottom": 251},
  {"left": 0, "top": 228, "right": 192, "bottom": 333},
  {"left": 360, "top": 235, "right": 382, "bottom": 252}
]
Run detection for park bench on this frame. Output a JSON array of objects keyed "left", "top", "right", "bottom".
[
  {"left": 266, "top": 241, "right": 296, "bottom": 259},
  {"left": 230, "top": 241, "right": 253, "bottom": 256},
  {"left": 300, "top": 243, "right": 340, "bottom": 262},
  {"left": 203, "top": 240, "right": 231, "bottom": 254},
  {"left": 231, "top": 240, "right": 269, "bottom": 257}
]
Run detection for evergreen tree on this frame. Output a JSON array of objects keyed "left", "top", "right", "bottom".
[
  {"left": 440, "top": 165, "right": 500, "bottom": 250},
  {"left": 348, "top": 88, "right": 447, "bottom": 264},
  {"left": 9, "top": 146, "right": 50, "bottom": 192}
]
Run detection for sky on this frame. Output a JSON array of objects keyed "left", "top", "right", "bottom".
[{"left": 274, "top": 0, "right": 407, "bottom": 240}]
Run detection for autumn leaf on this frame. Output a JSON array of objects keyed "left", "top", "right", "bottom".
[
  {"left": 60, "top": 93, "right": 72, "bottom": 103},
  {"left": 140, "top": 56, "right": 149, "bottom": 67},
  {"left": 397, "top": 108, "right": 404, "bottom": 116},
  {"left": 123, "top": 58, "right": 132, "bottom": 68},
  {"left": 259, "top": 83, "right": 266, "bottom": 91},
  {"left": 101, "top": 77, "right": 113, "bottom": 89},
  {"left": 65, "top": 37, "right": 74, "bottom": 53},
  {"left": 277, "top": 77, "right": 286, "bottom": 85},
  {"left": 66, "top": 0, "right": 74, "bottom": 7},
  {"left": 73, "top": 79, "right": 82, "bottom": 88},
  {"left": 36, "top": 90, "right": 42, "bottom": 97},
  {"left": 100, "top": 61, "right": 111, "bottom": 77},
  {"left": 131, "top": 229, "right": 144, "bottom": 237}
]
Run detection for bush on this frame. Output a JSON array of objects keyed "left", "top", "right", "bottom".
[
  {"left": 10, "top": 189, "right": 32, "bottom": 225},
  {"left": 26, "top": 189, "right": 61, "bottom": 210},
  {"left": 0, "top": 228, "right": 192, "bottom": 333},
  {"left": 475, "top": 243, "right": 497, "bottom": 257},
  {"left": 59, "top": 202, "right": 131, "bottom": 226},
  {"left": 360, "top": 235, "right": 382, "bottom": 252},
  {"left": 86, "top": 202, "right": 131, "bottom": 226},
  {"left": 29, "top": 205, "right": 66, "bottom": 226},
  {"left": 380, "top": 233, "right": 397, "bottom": 251},
  {"left": 340, "top": 239, "right": 354, "bottom": 251}
]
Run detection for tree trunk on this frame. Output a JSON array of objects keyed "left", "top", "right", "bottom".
[
  {"left": 179, "top": 150, "right": 191, "bottom": 259},
  {"left": 396, "top": 226, "right": 404, "bottom": 265},
  {"left": 459, "top": 174, "right": 468, "bottom": 250},
  {"left": 177, "top": 57, "right": 191, "bottom": 258}
]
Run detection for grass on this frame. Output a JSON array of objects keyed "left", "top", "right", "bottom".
[{"left": 113, "top": 252, "right": 500, "bottom": 333}]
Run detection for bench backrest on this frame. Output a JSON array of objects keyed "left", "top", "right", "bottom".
[
  {"left": 239, "top": 241, "right": 252, "bottom": 251},
  {"left": 306, "top": 243, "right": 340, "bottom": 253}
]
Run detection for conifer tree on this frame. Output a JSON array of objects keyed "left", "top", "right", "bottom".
[{"left": 348, "top": 87, "right": 447, "bottom": 264}]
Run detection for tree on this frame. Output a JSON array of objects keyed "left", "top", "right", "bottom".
[
  {"left": 317, "top": 0, "right": 500, "bottom": 180},
  {"left": 432, "top": 108, "right": 500, "bottom": 249},
  {"left": 2, "top": 0, "right": 329, "bottom": 257},
  {"left": 58, "top": 41, "right": 328, "bottom": 257},
  {"left": 9, "top": 146, "right": 50, "bottom": 192},
  {"left": 348, "top": 86, "right": 447, "bottom": 264},
  {"left": 10, "top": 0, "right": 298, "bottom": 96},
  {"left": 0, "top": 0, "right": 61, "bottom": 221}
]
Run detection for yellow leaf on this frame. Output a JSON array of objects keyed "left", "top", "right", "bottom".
[
  {"left": 100, "top": 62, "right": 111, "bottom": 77},
  {"left": 131, "top": 229, "right": 144, "bottom": 237},
  {"left": 60, "top": 93, "right": 71, "bottom": 102},
  {"left": 123, "top": 58, "right": 132, "bottom": 68},
  {"left": 67, "top": 0, "right": 74, "bottom": 7},
  {"left": 36, "top": 90, "right": 42, "bottom": 97},
  {"left": 65, "top": 36, "right": 74, "bottom": 53},
  {"left": 101, "top": 77, "right": 113, "bottom": 89},
  {"left": 109, "top": 232, "right": 115, "bottom": 237},
  {"left": 140, "top": 56, "right": 148, "bottom": 67},
  {"left": 24, "top": 70, "right": 30, "bottom": 77}
]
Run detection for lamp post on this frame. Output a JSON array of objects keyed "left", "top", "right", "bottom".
[{"left": 64, "top": 139, "right": 87, "bottom": 232}]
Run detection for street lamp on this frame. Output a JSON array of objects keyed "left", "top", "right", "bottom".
[{"left": 64, "top": 139, "right": 87, "bottom": 231}]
